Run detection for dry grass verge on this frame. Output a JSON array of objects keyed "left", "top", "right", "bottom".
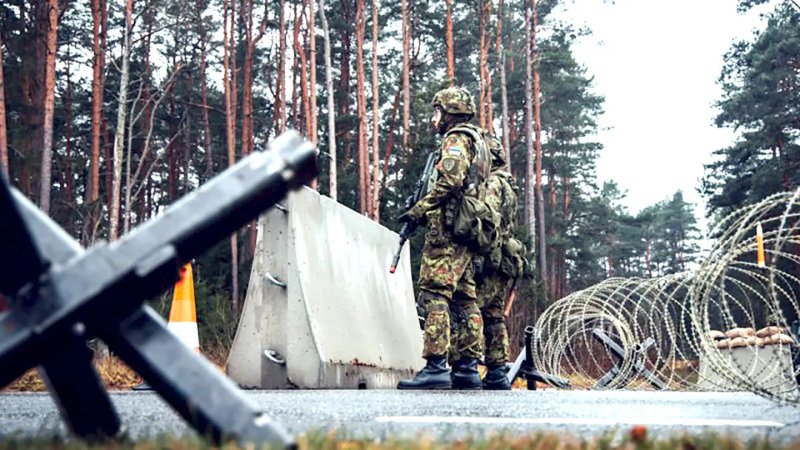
[
  {"left": 0, "top": 431, "right": 791, "bottom": 450},
  {"left": 2, "top": 346, "right": 229, "bottom": 392}
]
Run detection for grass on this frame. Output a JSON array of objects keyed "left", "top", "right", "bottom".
[
  {"left": 0, "top": 431, "right": 795, "bottom": 450},
  {"left": 2, "top": 347, "right": 229, "bottom": 393}
]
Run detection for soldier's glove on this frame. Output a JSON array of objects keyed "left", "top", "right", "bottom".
[
  {"left": 398, "top": 205, "right": 425, "bottom": 224},
  {"left": 398, "top": 210, "right": 417, "bottom": 224}
]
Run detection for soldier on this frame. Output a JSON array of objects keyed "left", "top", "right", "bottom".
[
  {"left": 478, "top": 137, "right": 521, "bottom": 390},
  {"left": 397, "top": 87, "right": 487, "bottom": 390}
]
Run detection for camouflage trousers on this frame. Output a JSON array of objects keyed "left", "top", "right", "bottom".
[
  {"left": 418, "top": 234, "right": 482, "bottom": 361},
  {"left": 478, "top": 270, "right": 513, "bottom": 366}
]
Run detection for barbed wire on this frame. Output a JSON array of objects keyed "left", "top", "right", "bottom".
[{"left": 531, "top": 188, "right": 800, "bottom": 403}]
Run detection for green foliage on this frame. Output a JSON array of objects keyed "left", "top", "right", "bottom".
[
  {"left": 0, "top": 0, "right": 705, "bottom": 313},
  {"left": 703, "top": 3, "right": 800, "bottom": 218},
  {"left": 567, "top": 184, "right": 702, "bottom": 291}
]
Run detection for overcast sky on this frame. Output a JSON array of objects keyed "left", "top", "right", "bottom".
[{"left": 551, "top": 0, "right": 774, "bottom": 233}]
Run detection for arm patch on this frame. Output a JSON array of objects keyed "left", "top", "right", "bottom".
[{"left": 441, "top": 157, "right": 458, "bottom": 174}]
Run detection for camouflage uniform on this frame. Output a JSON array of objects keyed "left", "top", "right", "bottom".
[
  {"left": 407, "top": 133, "right": 483, "bottom": 361},
  {"left": 478, "top": 139, "right": 518, "bottom": 367},
  {"left": 405, "top": 90, "right": 483, "bottom": 362}
]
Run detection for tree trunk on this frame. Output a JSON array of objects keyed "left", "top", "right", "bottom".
[
  {"left": 532, "top": 0, "right": 547, "bottom": 294},
  {"left": 89, "top": 0, "right": 106, "bottom": 204},
  {"left": 318, "top": 0, "right": 337, "bottom": 200},
  {"left": 371, "top": 0, "right": 381, "bottom": 221},
  {"left": 294, "top": 10, "right": 312, "bottom": 139},
  {"left": 478, "top": 0, "right": 488, "bottom": 129},
  {"left": 240, "top": 0, "right": 262, "bottom": 255},
  {"left": 223, "top": 0, "right": 239, "bottom": 310},
  {"left": 109, "top": 0, "right": 133, "bottom": 241},
  {"left": 291, "top": 3, "right": 300, "bottom": 129},
  {"left": 524, "top": 0, "right": 534, "bottom": 248},
  {"left": 0, "top": 36, "right": 8, "bottom": 179},
  {"left": 241, "top": 0, "right": 254, "bottom": 160},
  {"left": 103, "top": 119, "right": 112, "bottom": 211},
  {"left": 446, "top": 0, "right": 454, "bottom": 85},
  {"left": 277, "top": 0, "right": 287, "bottom": 134},
  {"left": 381, "top": 86, "right": 402, "bottom": 191},
  {"left": 401, "top": 0, "right": 410, "bottom": 153},
  {"left": 355, "top": 0, "right": 368, "bottom": 216},
  {"left": 167, "top": 92, "right": 178, "bottom": 200},
  {"left": 39, "top": 0, "right": 59, "bottom": 215},
  {"left": 198, "top": 0, "right": 213, "bottom": 178},
  {"left": 497, "top": 0, "right": 510, "bottom": 169},
  {"left": 309, "top": 0, "right": 317, "bottom": 143},
  {"left": 485, "top": 0, "right": 494, "bottom": 133},
  {"left": 64, "top": 48, "right": 74, "bottom": 204},
  {"left": 308, "top": 0, "right": 318, "bottom": 191},
  {"left": 336, "top": 0, "right": 353, "bottom": 166}
]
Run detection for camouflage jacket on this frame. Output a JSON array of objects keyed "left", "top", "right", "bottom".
[{"left": 406, "top": 130, "right": 475, "bottom": 221}]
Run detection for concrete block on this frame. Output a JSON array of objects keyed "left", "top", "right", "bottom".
[
  {"left": 697, "top": 344, "right": 798, "bottom": 398},
  {"left": 227, "top": 187, "right": 424, "bottom": 388}
]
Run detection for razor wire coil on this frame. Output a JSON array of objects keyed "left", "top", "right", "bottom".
[{"left": 531, "top": 188, "right": 800, "bottom": 403}]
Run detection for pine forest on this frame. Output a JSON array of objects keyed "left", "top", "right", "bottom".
[{"left": 1, "top": 0, "right": 797, "bottom": 352}]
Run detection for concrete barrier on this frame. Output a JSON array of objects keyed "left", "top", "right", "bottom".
[
  {"left": 697, "top": 345, "right": 799, "bottom": 398},
  {"left": 226, "top": 187, "right": 424, "bottom": 388}
]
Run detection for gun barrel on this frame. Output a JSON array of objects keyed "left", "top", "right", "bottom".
[{"left": 389, "top": 225, "right": 410, "bottom": 273}]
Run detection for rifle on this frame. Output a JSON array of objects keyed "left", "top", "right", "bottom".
[
  {"left": 389, "top": 151, "right": 438, "bottom": 273},
  {"left": 503, "top": 276, "right": 519, "bottom": 319}
]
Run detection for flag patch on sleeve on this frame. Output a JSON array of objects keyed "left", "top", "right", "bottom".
[{"left": 447, "top": 147, "right": 462, "bottom": 156}]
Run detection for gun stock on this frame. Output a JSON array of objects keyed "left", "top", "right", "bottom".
[{"left": 503, "top": 277, "right": 519, "bottom": 318}]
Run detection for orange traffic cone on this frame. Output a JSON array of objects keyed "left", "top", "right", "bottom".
[{"left": 168, "top": 263, "right": 200, "bottom": 352}]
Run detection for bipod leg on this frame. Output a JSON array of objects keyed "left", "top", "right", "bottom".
[
  {"left": 506, "top": 348, "right": 526, "bottom": 385},
  {"left": 506, "top": 326, "right": 571, "bottom": 389},
  {"left": 103, "top": 306, "right": 294, "bottom": 448},
  {"left": 523, "top": 326, "right": 537, "bottom": 390}
]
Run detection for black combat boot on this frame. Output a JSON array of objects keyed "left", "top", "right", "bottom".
[
  {"left": 482, "top": 364, "right": 511, "bottom": 390},
  {"left": 451, "top": 358, "right": 482, "bottom": 390},
  {"left": 397, "top": 356, "right": 452, "bottom": 390}
]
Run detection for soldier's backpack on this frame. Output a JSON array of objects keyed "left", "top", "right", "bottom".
[
  {"left": 445, "top": 124, "right": 500, "bottom": 255},
  {"left": 483, "top": 170, "right": 513, "bottom": 271}
]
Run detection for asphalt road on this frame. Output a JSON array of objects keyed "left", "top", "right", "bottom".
[{"left": 2, "top": 390, "right": 800, "bottom": 443}]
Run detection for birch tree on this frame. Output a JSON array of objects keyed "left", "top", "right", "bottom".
[
  {"left": 109, "top": 0, "right": 133, "bottom": 241},
  {"left": 401, "top": 0, "right": 410, "bottom": 153},
  {"left": 497, "top": 0, "right": 510, "bottom": 170},
  {"left": 531, "top": 0, "right": 547, "bottom": 294},
  {"left": 318, "top": 0, "right": 337, "bottom": 200},
  {"left": 223, "top": 0, "right": 239, "bottom": 309}
]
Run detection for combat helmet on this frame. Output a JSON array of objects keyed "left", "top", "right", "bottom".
[
  {"left": 488, "top": 136, "right": 508, "bottom": 169},
  {"left": 431, "top": 86, "right": 476, "bottom": 116}
]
